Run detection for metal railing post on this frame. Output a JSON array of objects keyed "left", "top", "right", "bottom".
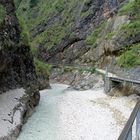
[
  {"left": 105, "top": 66, "right": 108, "bottom": 78},
  {"left": 136, "top": 108, "right": 140, "bottom": 140},
  {"left": 127, "top": 128, "right": 132, "bottom": 140},
  {"left": 104, "top": 66, "right": 111, "bottom": 93},
  {"left": 118, "top": 100, "right": 140, "bottom": 140}
]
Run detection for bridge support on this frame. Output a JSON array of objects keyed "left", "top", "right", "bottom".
[
  {"left": 104, "top": 78, "right": 122, "bottom": 94},
  {"left": 104, "top": 67, "right": 112, "bottom": 93},
  {"left": 104, "top": 77, "right": 112, "bottom": 93}
]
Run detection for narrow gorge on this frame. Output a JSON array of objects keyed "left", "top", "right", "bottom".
[
  {"left": 15, "top": 0, "right": 140, "bottom": 92},
  {"left": 0, "top": 0, "right": 140, "bottom": 140}
]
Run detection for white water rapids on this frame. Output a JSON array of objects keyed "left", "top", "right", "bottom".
[{"left": 17, "top": 84, "right": 137, "bottom": 140}]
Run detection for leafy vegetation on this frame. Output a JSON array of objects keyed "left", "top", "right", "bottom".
[
  {"left": 17, "top": 15, "right": 30, "bottom": 46},
  {"left": 0, "top": 4, "right": 6, "bottom": 24},
  {"left": 117, "top": 0, "right": 140, "bottom": 67},
  {"left": 80, "top": 0, "right": 93, "bottom": 18},
  {"left": 31, "top": 22, "right": 66, "bottom": 50},
  {"left": 119, "top": 0, "right": 140, "bottom": 15},
  {"left": 118, "top": 44, "right": 140, "bottom": 67},
  {"left": 80, "top": 9, "right": 92, "bottom": 18},
  {"left": 119, "top": 0, "right": 140, "bottom": 37},
  {"left": 105, "top": 32, "right": 116, "bottom": 39},
  {"left": 34, "top": 58, "right": 52, "bottom": 76},
  {"left": 86, "top": 22, "right": 106, "bottom": 47}
]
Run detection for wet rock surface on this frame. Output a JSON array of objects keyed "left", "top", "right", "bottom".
[{"left": 0, "top": 88, "right": 39, "bottom": 140}]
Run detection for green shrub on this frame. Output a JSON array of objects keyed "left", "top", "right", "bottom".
[
  {"left": 80, "top": 9, "right": 92, "bottom": 19},
  {"left": 31, "top": 46, "right": 38, "bottom": 56},
  {"left": 119, "top": 0, "right": 140, "bottom": 15},
  {"left": 86, "top": 28, "right": 101, "bottom": 46},
  {"left": 119, "top": 1, "right": 135, "bottom": 14},
  {"left": 18, "top": 15, "right": 30, "bottom": 45},
  {"left": 31, "top": 22, "right": 65, "bottom": 49},
  {"left": 53, "top": 0, "right": 64, "bottom": 12},
  {"left": 106, "top": 32, "right": 116, "bottom": 39},
  {"left": 118, "top": 0, "right": 140, "bottom": 40},
  {"left": 118, "top": 44, "right": 140, "bottom": 67},
  {"left": 121, "top": 19, "right": 140, "bottom": 37},
  {"left": 34, "top": 58, "right": 52, "bottom": 76},
  {"left": 86, "top": 22, "right": 106, "bottom": 47}
]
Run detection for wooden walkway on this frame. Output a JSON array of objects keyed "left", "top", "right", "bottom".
[
  {"left": 48, "top": 63, "right": 94, "bottom": 69},
  {"left": 104, "top": 67, "right": 140, "bottom": 93},
  {"left": 110, "top": 76, "right": 140, "bottom": 85},
  {"left": 48, "top": 63, "right": 140, "bottom": 93}
]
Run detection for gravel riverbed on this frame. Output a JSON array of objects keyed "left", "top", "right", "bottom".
[{"left": 17, "top": 84, "right": 138, "bottom": 140}]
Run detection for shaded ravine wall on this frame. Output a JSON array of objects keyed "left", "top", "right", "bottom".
[
  {"left": 0, "top": 0, "right": 40, "bottom": 139},
  {"left": 0, "top": 0, "right": 37, "bottom": 92}
]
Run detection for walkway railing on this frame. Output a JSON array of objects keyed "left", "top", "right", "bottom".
[{"left": 118, "top": 99, "right": 140, "bottom": 140}]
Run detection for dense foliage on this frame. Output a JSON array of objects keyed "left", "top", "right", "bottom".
[{"left": 117, "top": 0, "right": 140, "bottom": 67}]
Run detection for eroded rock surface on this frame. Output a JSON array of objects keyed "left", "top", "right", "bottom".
[
  {"left": 0, "top": 0, "right": 40, "bottom": 139},
  {"left": 0, "top": 0, "right": 37, "bottom": 92},
  {"left": 50, "top": 69, "right": 104, "bottom": 90},
  {"left": 0, "top": 88, "right": 39, "bottom": 140}
]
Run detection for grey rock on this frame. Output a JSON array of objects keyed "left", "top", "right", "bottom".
[
  {"left": 50, "top": 69, "right": 104, "bottom": 90},
  {"left": 0, "top": 88, "right": 40, "bottom": 140}
]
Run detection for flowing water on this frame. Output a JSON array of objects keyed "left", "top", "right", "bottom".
[{"left": 17, "top": 84, "right": 137, "bottom": 140}]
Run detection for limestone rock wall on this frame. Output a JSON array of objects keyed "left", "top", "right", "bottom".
[
  {"left": 0, "top": 0, "right": 37, "bottom": 92},
  {"left": 0, "top": 0, "right": 40, "bottom": 139}
]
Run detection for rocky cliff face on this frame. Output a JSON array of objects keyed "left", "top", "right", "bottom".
[
  {"left": 0, "top": 0, "right": 37, "bottom": 92},
  {"left": 0, "top": 0, "right": 40, "bottom": 139},
  {"left": 81, "top": 0, "right": 140, "bottom": 77},
  {"left": 16, "top": 0, "right": 126, "bottom": 63},
  {"left": 17, "top": 0, "right": 140, "bottom": 80}
]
